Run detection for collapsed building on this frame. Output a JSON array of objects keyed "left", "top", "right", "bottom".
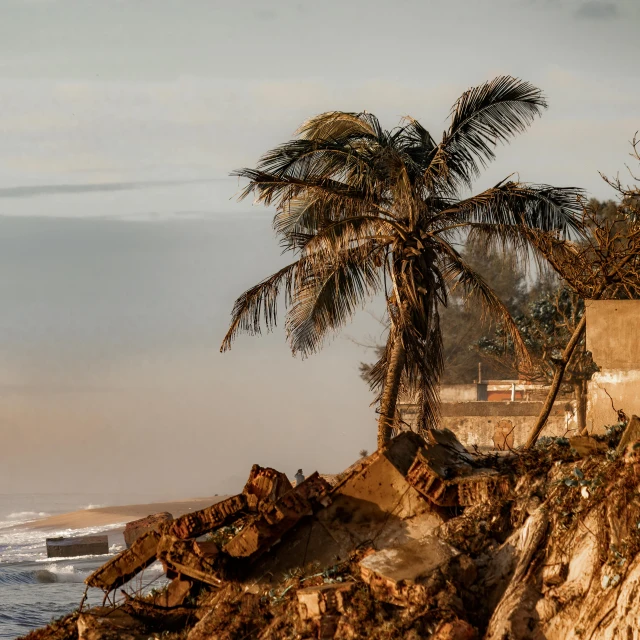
[{"left": 24, "top": 420, "right": 640, "bottom": 640}]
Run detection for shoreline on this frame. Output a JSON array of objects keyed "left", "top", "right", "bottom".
[{"left": 21, "top": 496, "right": 227, "bottom": 532}]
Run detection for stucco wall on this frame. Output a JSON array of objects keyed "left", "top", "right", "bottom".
[
  {"left": 585, "top": 300, "right": 640, "bottom": 430},
  {"left": 440, "top": 385, "right": 478, "bottom": 402},
  {"left": 399, "top": 401, "right": 575, "bottom": 451}
]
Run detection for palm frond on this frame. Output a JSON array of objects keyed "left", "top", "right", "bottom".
[
  {"left": 286, "top": 253, "right": 382, "bottom": 357},
  {"left": 427, "top": 77, "right": 547, "bottom": 191},
  {"left": 220, "top": 261, "right": 299, "bottom": 352},
  {"left": 296, "top": 111, "right": 381, "bottom": 141},
  {"left": 435, "top": 181, "right": 584, "bottom": 236}
]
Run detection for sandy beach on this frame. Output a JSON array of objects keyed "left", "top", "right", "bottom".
[{"left": 23, "top": 497, "right": 227, "bottom": 532}]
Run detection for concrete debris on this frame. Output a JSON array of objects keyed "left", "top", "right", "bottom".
[
  {"left": 123, "top": 512, "right": 172, "bottom": 548},
  {"left": 359, "top": 536, "right": 459, "bottom": 607},
  {"left": 169, "top": 494, "right": 246, "bottom": 539},
  {"left": 27, "top": 425, "right": 640, "bottom": 640},
  {"left": 46, "top": 535, "right": 109, "bottom": 559},
  {"left": 296, "top": 581, "right": 354, "bottom": 620},
  {"left": 85, "top": 531, "right": 161, "bottom": 591},
  {"left": 151, "top": 576, "right": 193, "bottom": 608},
  {"left": 242, "top": 464, "right": 293, "bottom": 511},
  {"left": 156, "top": 537, "right": 224, "bottom": 587},
  {"left": 77, "top": 609, "right": 148, "bottom": 640}
]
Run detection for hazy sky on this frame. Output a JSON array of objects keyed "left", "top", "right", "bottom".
[{"left": 0, "top": 0, "right": 638, "bottom": 498}]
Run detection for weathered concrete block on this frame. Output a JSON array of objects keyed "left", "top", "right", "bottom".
[
  {"left": 77, "top": 609, "right": 147, "bottom": 640},
  {"left": 294, "top": 471, "right": 332, "bottom": 509},
  {"left": 359, "top": 536, "right": 459, "bottom": 607},
  {"left": 46, "top": 535, "right": 109, "bottom": 558},
  {"left": 152, "top": 576, "right": 193, "bottom": 608},
  {"left": 454, "top": 470, "right": 512, "bottom": 507},
  {"left": 169, "top": 494, "right": 246, "bottom": 539},
  {"left": 569, "top": 435, "right": 608, "bottom": 457},
  {"left": 85, "top": 531, "right": 160, "bottom": 591},
  {"left": 317, "top": 433, "right": 444, "bottom": 551},
  {"left": 242, "top": 464, "right": 293, "bottom": 510},
  {"left": 296, "top": 582, "right": 354, "bottom": 620},
  {"left": 157, "top": 536, "right": 223, "bottom": 587},
  {"left": 123, "top": 512, "right": 172, "bottom": 548},
  {"left": 406, "top": 450, "right": 459, "bottom": 507}
]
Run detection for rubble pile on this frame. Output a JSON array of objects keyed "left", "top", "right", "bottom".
[{"left": 22, "top": 422, "right": 640, "bottom": 640}]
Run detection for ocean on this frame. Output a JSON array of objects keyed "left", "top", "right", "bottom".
[{"left": 0, "top": 494, "right": 166, "bottom": 639}]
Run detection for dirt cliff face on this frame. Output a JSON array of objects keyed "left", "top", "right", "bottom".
[{"left": 20, "top": 425, "right": 640, "bottom": 640}]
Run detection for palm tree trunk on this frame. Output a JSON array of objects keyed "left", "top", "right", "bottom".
[
  {"left": 524, "top": 315, "right": 586, "bottom": 449},
  {"left": 377, "top": 336, "right": 406, "bottom": 449}
]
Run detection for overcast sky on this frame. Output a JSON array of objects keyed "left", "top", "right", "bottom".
[{"left": 0, "top": 0, "right": 638, "bottom": 498}]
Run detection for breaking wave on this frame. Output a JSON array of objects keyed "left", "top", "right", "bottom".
[{"left": 0, "top": 563, "right": 89, "bottom": 586}]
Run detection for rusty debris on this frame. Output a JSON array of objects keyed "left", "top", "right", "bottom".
[
  {"left": 169, "top": 494, "right": 246, "bottom": 539},
  {"left": 26, "top": 421, "right": 640, "bottom": 640},
  {"left": 123, "top": 512, "right": 172, "bottom": 548}
]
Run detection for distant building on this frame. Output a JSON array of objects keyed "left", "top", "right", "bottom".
[{"left": 398, "top": 380, "right": 575, "bottom": 451}]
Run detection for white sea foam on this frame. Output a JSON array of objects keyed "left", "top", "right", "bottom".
[{"left": 6, "top": 511, "right": 50, "bottom": 521}]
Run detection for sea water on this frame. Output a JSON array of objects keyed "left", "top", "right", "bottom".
[{"left": 0, "top": 495, "right": 166, "bottom": 639}]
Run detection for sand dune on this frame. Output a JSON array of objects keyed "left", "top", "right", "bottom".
[{"left": 24, "top": 496, "right": 227, "bottom": 531}]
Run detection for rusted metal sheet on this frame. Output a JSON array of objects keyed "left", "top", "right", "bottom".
[
  {"left": 85, "top": 531, "right": 160, "bottom": 592},
  {"left": 156, "top": 536, "right": 224, "bottom": 587},
  {"left": 169, "top": 495, "right": 246, "bottom": 539},
  {"left": 242, "top": 464, "right": 293, "bottom": 510},
  {"left": 123, "top": 512, "right": 173, "bottom": 548}
]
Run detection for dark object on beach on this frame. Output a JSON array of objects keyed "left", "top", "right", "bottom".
[
  {"left": 123, "top": 512, "right": 173, "bottom": 548},
  {"left": 46, "top": 534, "right": 109, "bottom": 558}
]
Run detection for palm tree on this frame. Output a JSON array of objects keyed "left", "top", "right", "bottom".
[{"left": 221, "top": 76, "right": 583, "bottom": 449}]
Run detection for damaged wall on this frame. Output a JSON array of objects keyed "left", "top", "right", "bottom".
[
  {"left": 399, "top": 401, "right": 574, "bottom": 450},
  {"left": 586, "top": 300, "right": 640, "bottom": 430}
]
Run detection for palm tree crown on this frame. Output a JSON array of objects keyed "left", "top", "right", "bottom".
[{"left": 221, "top": 76, "right": 583, "bottom": 448}]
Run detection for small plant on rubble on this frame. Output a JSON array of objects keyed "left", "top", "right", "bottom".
[{"left": 221, "top": 76, "right": 582, "bottom": 448}]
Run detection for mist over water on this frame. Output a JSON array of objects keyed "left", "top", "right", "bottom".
[{"left": 0, "top": 215, "right": 378, "bottom": 501}]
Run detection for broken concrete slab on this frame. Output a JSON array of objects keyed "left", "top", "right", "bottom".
[
  {"left": 259, "top": 489, "right": 312, "bottom": 526},
  {"left": 359, "top": 535, "right": 459, "bottom": 607},
  {"left": 77, "top": 609, "right": 148, "bottom": 640},
  {"left": 151, "top": 576, "right": 193, "bottom": 609},
  {"left": 406, "top": 450, "right": 459, "bottom": 507},
  {"left": 46, "top": 535, "right": 109, "bottom": 559},
  {"left": 293, "top": 471, "right": 332, "bottom": 509},
  {"left": 169, "top": 494, "right": 246, "bottom": 539},
  {"left": 296, "top": 582, "right": 354, "bottom": 621},
  {"left": 242, "top": 464, "right": 293, "bottom": 511},
  {"left": 245, "top": 517, "right": 349, "bottom": 585},
  {"left": 316, "top": 433, "right": 444, "bottom": 552},
  {"left": 123, "top": 512, "right": 172, "bottom": 548},
  {"left": 455, "top": 470, "right": 512, "bottom": 507},
  {"left": 156, "top": 537, "right": 224, "bottom": 587},
  {"left": 85, "top": 531, "right": 160, "bottom": 592}
]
